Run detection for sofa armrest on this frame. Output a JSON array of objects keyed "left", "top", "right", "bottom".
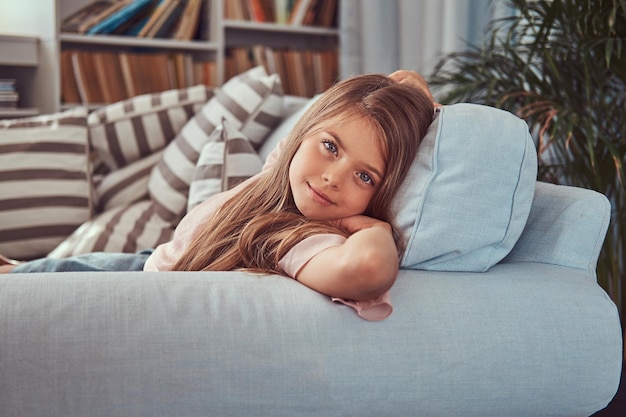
[
  {"left": 0, "top": 267, "right": 621, "bottom": 416},
  {"left": 503, "top": 181, "right": 611, "bottom": 271}
]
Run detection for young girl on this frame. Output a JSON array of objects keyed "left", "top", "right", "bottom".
[{"left": 1, "top": 72, "right": 434, "bottom": 319}]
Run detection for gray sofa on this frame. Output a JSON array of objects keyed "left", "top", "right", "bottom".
[{"left": 0, "top": 73, "right": 623, "bottom": 416}]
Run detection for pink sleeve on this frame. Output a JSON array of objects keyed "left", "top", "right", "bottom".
[{"left": 278, "top": 234, "right": 394, "bottom": 321}]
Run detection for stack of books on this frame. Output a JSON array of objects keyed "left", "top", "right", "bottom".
[
  {"left": 0, "top": 79, "right": 18, "bottom": 109},
  {"left": 61, "top": 0, "right": 208, "bottom": 40}
]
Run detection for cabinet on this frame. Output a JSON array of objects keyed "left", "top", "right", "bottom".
[{"left": 0, "top": 0, "right": 340, "bottom": 115}]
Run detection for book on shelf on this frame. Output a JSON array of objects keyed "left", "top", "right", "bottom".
[
  {"left": 225, "top": 45, "right": 337, "bottom": 96},
  {"left": 137, "top": 0, "right": 175, "bottom": 37},
  {"left": 173, "top": 0, "right": 205, "bottom": 40},
  {"left": 61, "top": 0, "right": 124, "bottom": 33},
  {"left": 60, "top": 51, "right": 82, "bottom": 104},
  {"left": 61, "top": 0, "right": 206, "bottom": 40},
  {"left": 86, "top": 0, "right": 156, "bottom": 35},
  {"left": 224, "top": 0, "right": 336, "bottom": 27},
  {"left": 288, "top": 0, "right": 313, "bottom": 25},
  {"left": 140, "top": 0, "right": 184, "bottom": 38},
  {"left": 0, "top": 79, "right": 18, "bottom": 108},
  {"left": 0, "top": 78, "right": 16, "bottom": 91},
  {"left": 61, "top": 49, "right": 216, "bottom": 105}
]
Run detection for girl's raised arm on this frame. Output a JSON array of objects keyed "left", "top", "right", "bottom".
[{"left": 294, "top": 215, "right": 399, "bottom": 301}]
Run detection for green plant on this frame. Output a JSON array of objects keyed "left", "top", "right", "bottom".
[{"left": 428, "top": 0, "right": 626, "bottom": 320}]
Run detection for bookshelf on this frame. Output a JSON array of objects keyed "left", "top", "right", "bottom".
[
  {"left": 0, "top": 34, "right": 40, "bottom": 118},
  {"left": 0, "top": 0, "right": 340, "bottom": 115}
]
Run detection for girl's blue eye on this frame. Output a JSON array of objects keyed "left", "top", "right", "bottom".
[
  {"left": 323, "top": 140, "right": 338, "bottom": 155},
  {"left": 358, "top": 172, "right": 374, "bottom": 185}
]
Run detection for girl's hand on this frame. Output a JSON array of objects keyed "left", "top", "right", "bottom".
[
  {"left": 388, "top": 70, "right": 441, "bottom": 107},
  {"left": 334, "top": 215, "right": 392, "bottom": 235}
]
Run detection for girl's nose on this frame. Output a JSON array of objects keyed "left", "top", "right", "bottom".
[{"left": 322, "top": 163, "right": 348, "bottom": 188}]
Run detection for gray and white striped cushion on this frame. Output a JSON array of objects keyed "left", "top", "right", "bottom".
[
  {"left": 47, "top": 200, "right": 173, "bottom": 258},
  {"left": 95, "top": 151, "right": 164, "bottom": 212},
  {"left": 149, "top": 66, "right": 283, "bottom": 222},
  {"left": 0, "top": 107, "right": 91, "bottom": 260},
  {"left": 88, "top": 84, "right": 213, "bottom": 170},
  {"left": 187, "top": 120, "right": 263, "bottom": 212}
]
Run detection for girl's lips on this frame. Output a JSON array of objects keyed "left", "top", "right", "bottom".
[{"left": 307, "top": 183, "right": 334, "bottom": 206}]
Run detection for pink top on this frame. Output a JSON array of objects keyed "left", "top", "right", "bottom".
[{"left": 144, "top": 140, "right": 393, "bottom": 321}]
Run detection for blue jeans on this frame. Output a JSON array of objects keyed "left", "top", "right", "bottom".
[{"left": 11, "top": 250, "right": 153, "bottom": 273}]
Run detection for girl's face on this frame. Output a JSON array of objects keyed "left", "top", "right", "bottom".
[{"left": 289, "top": 115, "right": 386, "bottom": 220}]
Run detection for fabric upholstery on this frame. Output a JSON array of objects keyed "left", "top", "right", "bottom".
[
  {"left": 0, "top": 263, "right": 620, "bottom": 417},
  {"left": 0, "top": 108, "right": 91, "bottom": 260},
  {"left": 503, "top": 181, "right": 611, "bottom": 271}
]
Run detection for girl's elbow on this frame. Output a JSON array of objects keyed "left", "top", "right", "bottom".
[{"left": 349, "top": 250, "right": 398, "bottom": 300}]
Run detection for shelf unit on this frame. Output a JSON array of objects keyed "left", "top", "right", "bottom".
[
  {"left": 0, "top": 34, "right": 40, "bottom": 118},
  {"left": 0, "top": 0, "right": 340, "bottom": 115}
]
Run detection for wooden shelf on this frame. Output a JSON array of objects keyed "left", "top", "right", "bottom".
[
  {"left": 0, "top": 107, "right": 39, "bottom": 119},
  {"left": 222, "top": 19, "right": 339, "bottom": 36},
  {"left": 0, "top": 34, "right": 39, "bottom": 66},
  {"left": 60, "top": 33, "right": 219, "bottom": 51}
]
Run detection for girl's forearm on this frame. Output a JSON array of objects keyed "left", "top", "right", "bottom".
[{"left": 295, "top": 223, "right": 399, "bottom": 301}]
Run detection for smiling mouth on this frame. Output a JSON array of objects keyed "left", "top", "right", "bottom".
[{"left": 307, "top": 183, "right": 334, "bottom": 206}]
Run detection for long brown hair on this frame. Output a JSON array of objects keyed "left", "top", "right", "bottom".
[{"left": 173, "top": 74, "right": 434, "bottom": 273}]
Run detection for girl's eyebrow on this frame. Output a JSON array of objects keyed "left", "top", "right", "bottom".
[{"left": 330, "top": 132, "right": 384, "bottom": 180}]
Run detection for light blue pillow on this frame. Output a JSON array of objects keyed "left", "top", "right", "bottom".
[{"left": 393, "top": 104, "right": 537, "bottom": 271}]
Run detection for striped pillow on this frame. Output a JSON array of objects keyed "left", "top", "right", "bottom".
[
  {"left": 88, "top": 84, "right": 213, "bottom": 171},
  {"left": 187, "top": 120, "right": 263, "bottom": 212},
  {"left": 95, "top": 151, "right": 164, "bottom": 212},
  {"left": 47, "top": 200, "right": 173, "bottom": 258},
  {"left": 149, "top": 66, "right": 283, "bottom": 222},
  {"left": 0, "top": 108, "right": 91, "bottom": 260}
]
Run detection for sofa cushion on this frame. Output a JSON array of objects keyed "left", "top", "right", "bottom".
[
  {"left": 148, "top": 66, "right": 283, "bottom": 222},
  {"left": 393, "top": 104, "right": 537, "bottom": 271},
  {"left": 0, "top": 108, "right": 92, "bottom": 260},
  {"left": 187, "top": 120, "right": 263, "bottom": 212},
  {"left": 88, "top": 84, "right": 212, "bottom": 170}
]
